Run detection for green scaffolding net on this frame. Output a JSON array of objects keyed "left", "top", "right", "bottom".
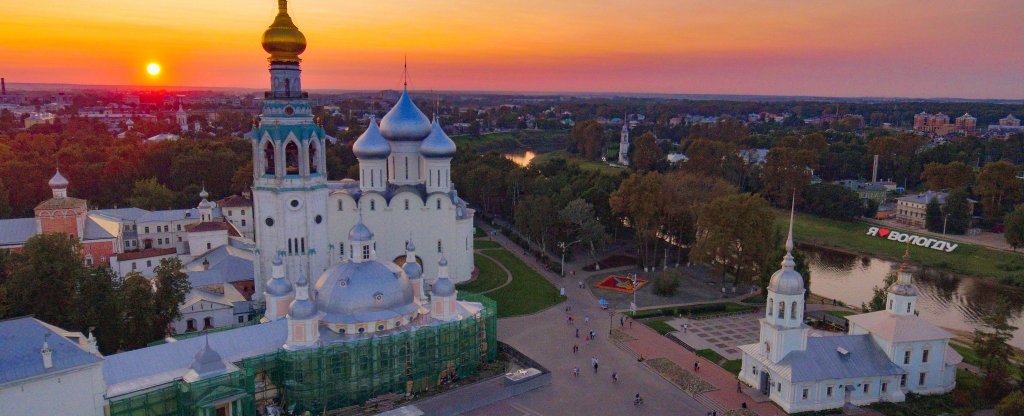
[{"left": 108, "top": 293, "right": 497, "bottom": 416}]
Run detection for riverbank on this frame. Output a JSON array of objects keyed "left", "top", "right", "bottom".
[{"left": 775, "top": 210, "right": 1024, "bottom": 286}]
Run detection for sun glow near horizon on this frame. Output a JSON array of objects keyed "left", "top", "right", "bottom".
[
  {"left": 2, "top": 0, "right": 1024, "bottom": 98},
  {"left": 146, "top": 63, "right": 161, "bottom": 76}
]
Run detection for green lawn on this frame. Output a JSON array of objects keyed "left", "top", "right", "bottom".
[
  {"left": 531, "top": 150, "right": 627, "bottom": 176},
  {"left": 478, "top": 248, "right": 564, "bottom": 317},
  {"left": 642, "top": 319, "right": 676, "bottom": 335},
  {"left": 473, "top": 240, "right": 502, "bottom": 250},
  {"left": 722, "top": 359, "right": 742, "bottom": 375},
  {"left": 778, "top": 211, "right": 1024, "bottom": 284},
  {"left": 696, "top": 349, "right": 724, "bottom": 362},
  {"left": 825, "top": 310, "right": 856, "bottom": 319},
  {"left": 456, "top": 253, "right": 507, "bottom": 294},
  {"left": 629, "top": 302, "right": 754, "bottom": 319}
]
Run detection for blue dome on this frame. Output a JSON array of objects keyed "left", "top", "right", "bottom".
[
  {"left": 313, "top": 260, "right": 418, "bottom": 325},
  {"left": 352, "top": 119, "right": 391, "bottom": 159},
  {"left": 379, "top": 89, "right": 431, "bottom": 142},
  {"left": 266, "top": 276, "right": 294, "bottom": 297},
  {"left": 289, "top": 298, "right": 317, "bottom": 319},
  {"left": 419, "top": 119, "right": 457, "bottom": 158},
  {"left": 349, "top": 220, "right": 373, "bottom": 242},
  {"left": 403, "top": 260, "right": 422, "bottom": 280},
  {"left": 432, "top": 277, "right": 455, "bottom": 297}
]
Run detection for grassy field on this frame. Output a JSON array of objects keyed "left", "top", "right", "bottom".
[
  {"left": 642, "top": 318, "right": 676, "bottom": 335},
  {"left": 478, "top": 248, "right": 564, "bottom": 317},
  {"left": 473, "top": 240, "right": 502, "bottom": 250},
  {"left": 778, "top": 211, "right": 1024, "bottom": 284},
  {"left": 531, "top": 150, "right": 628, "bottom": 176},
  {"left": 825, "top": 310, "right": 856, "bottom": 318},
  {"left": 456, "top": 253, "right": 506, "bottom": 294}
]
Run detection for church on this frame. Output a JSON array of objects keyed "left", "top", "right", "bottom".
[
  {"left": 246, "top": 0, "right": 474, "bottom": 299},
  {"left": 738, "top": 208, "right": 961, "bottom": 413}
]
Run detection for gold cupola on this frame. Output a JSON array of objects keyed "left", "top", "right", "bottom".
[{"left": 261, "top": 0, "right": 307, "bottom": 63}]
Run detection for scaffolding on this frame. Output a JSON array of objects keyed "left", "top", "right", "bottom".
[{"left": 108, "top": 293, "right": 497, "bottom": 416}]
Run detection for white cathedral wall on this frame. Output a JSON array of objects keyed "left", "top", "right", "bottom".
[
  {"left": 0, "top": 363, "right": 106, "bottom": 416},
  {"left": 327, "top": 191, "right": 474, "bottom": 283},
  {"left": 891, "top": 339, "right": 953, "bottom": 394},
  {"left": 253, "top": 185, "right": 330, "bottom": 296}
]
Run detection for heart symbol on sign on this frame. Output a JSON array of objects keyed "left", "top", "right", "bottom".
[{"left": 878, "top": 228, "right": 891, "bottom": 237}]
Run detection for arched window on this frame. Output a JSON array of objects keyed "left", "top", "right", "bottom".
[
  {"left": 906, "top": 302, "right": 911, "bottom": 313},
  {"left": 436, "top": 199, "right": 442, "bottom": 210},
  {"left": 768, "top": 298, "right": 773, "bottom": 316},
  {"left": 791, "top": 302, "right": 797, "bottom": 320},
  {"left": 284, "top": 78, "right": 291, "bottom": 97},
  {"left": 285, "top": 141, "right": 299, "bottom": 174},
  {"left": 308, "top": 142, "right": 318, "bottom": 174},
  {"left": 778, "top": 301, "right": 785, "bottom": 319},
  {"left": 264, "top": 141, "right": 276, "bottom": 175}
]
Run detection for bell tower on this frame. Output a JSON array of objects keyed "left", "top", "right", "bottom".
[
  {"left": 759, "top": 200, "right": 809, "bottom": 363},
  {"left": 248, "top": 0, "right": 329, "bottom": 299}
]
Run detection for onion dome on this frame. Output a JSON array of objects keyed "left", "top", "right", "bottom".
[
  {"left": 289, "top": 273, "right": 317, "bottom": 319},
  {"left": 888, "top": 246, "right": 920, "bottom": 296},
  {"left": 432, "top": 277, "right": 455, "bottom": 297},
  {"left": 313, "top": 261, "right": 417, "bottom": 323},
  {"left": 48, "top": 169, "right": 69, "bottom": 190},
  {"left": 261, "top": 0, "right": 307, "bottom": 63},
  {"left": 266, "top": 275, "right": 294, "bottom": 297},
  {"left": 419, "top": 118, "right": 457, "bottom": 158},
  {"left": 352, "top": 117, "right": 391, "bottom": 159},
  {"left": 379, "top": 88, "right": 431, "bottom": 141},
  {"left": 185, "top": 337, "right": 230, "bottom": 381},
  {"left": 768, "top": 205, "right": 804, "bottom": 296},
  {"left": 348, "top": 219, "right": 373, "bottom": 242}
]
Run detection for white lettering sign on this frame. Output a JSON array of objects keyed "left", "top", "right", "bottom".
[{"left": 865, "top": 227, "right": 958, "bottom": 252}]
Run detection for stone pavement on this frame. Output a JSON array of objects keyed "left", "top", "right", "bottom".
[
  {"left": 667, "top": 314, "right": 762, "bottom": 361},
  {"left": 467, "top": 224, "right": 713, "bottom": 415}
]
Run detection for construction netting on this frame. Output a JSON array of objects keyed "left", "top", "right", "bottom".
[{"left": 107, "top": 292, "right": 497, "bottom": 416}]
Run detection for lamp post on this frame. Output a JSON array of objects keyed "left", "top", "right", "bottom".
[
  {"left": 943, "top": 213, "right": 950, "bottom": 235},
  {"left": 629, "top": 273, "right": 639, "bottom": 313},
  {"left": 558, "top": 239, "right": 581, "bottom": 278},
  {"left": 608, "top": 310, "right": 614, "bottom": 335}
]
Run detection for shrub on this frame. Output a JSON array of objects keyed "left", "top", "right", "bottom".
[
  {"left": 653, "top": 270, "right": 682, "bottom": 297},
  {"left": 996, "top": 391, "right": 1024, "bottom": 416}
]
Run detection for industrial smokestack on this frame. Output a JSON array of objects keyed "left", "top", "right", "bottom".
[
  {"left": 1, "top": 78, "right": 5, "bottom": 95},
  {"left": 872, "top": 155, "right": 879, "bottom": 183}
]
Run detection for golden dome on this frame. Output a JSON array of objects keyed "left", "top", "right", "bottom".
[{"left": 261, "top": 0, "right": 306, "bottom": 63}]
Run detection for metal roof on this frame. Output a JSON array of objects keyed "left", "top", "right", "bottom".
[
  {"left": 83, "top": 218, "right": 115, "bottom": 241},
  {"left": 90, "top": 208, "right": 151, "bottom": 222},
  {"left": 847, "top": 311, "right": 953, "bottom": 343},
  {"left": 741, "top": 334, "right": 905, "bottom": 383},
  {"left": 0, "top": 317, "right": 102, "bottom": 386},
  {"left": 0, "top": 218, "right": 37, "bottom": 246},
  {"left": 184, "top": 245, "right": 255, "bottom": 283}
]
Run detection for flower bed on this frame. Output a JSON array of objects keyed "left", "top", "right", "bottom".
[
  {"left": 645, "top": 357, "right": 714, "bottom": 395},
  {"left": 595, "top": 275, "right": 648, "bottom": 293}
]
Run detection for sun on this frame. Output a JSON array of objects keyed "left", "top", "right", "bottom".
[{"left": 146, "top": 63, "right": 161, "bottom": 76}]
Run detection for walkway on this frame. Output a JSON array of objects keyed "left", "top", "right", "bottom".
[
  {"left": 475, "top": 251, "right": 514, "bottom": 295},
  {"left": 467, "top": 223, "right": 713, "bottom": 415}
]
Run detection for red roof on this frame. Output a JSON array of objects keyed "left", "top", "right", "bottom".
[
  {"left": 115, "top": 247, "right": 177, "bottom": 261},
  {"left": 186, "top": 221, "right": 242, "bottom": 237},
  {"left": 217, "top": 194, "right": 252, "bottom": 208}
]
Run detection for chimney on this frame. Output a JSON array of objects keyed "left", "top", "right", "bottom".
[
  {"left": 872, "top": 155, "right": 879, "bottom": 183},
  {"left": 41, "top": 336, "right": 53, "bottom": 369},
  {"left": 1, "top": 78, "right": 5, "bottom": 95}
]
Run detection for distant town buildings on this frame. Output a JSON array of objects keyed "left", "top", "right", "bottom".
[
  {"left": 894, "top": 191, "right": 975, "bottom": 229},
  {"left": 913, "top": 111, "right": 976, "bottom": 136}
]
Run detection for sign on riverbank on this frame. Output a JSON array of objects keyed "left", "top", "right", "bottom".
[{"left": 866, "top": 227, "right": 959, "bottom": 252}]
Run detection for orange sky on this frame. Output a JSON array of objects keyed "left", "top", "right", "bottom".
[{"left": 2, "top": 0, "right": 1023, "bottom": 98}]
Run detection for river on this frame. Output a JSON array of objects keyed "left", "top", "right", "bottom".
[
  {"left": 801, "top": 244, "right": 1024, "bottom": 349},
  {"left": 504, "top": 151, "right": 536, "bottom": 167}
]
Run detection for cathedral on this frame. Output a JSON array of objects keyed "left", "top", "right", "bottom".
[{"left": 247, "top": 1, "right": 474, "bottom": 300}]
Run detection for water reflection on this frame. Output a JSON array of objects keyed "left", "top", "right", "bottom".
[
  {"left": 800, "top": 243, "right": 1024, "bottom": 349},
  {"left": 504, "top": 151, "right": 536, "bottom": 167}
]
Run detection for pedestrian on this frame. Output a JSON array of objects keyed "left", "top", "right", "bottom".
[
  {"left": 590, "top": 330, "right": 595, "bottom": 340},
  {"left": 694, "top": 361, "right": 699, "bottom": 372},
  {"left": 612, "top": 372, "right": 618, "bottom": 382},
  {"left": 592, "top": 357, "right": 599, "bottom": 373},
  {"left": 737, "top": 381, "right": 741, "bottom": 392},
  {"left": 576, "top": 328, "right": 579, "bottom": 338},
  {"left": 578, "top": 280, "right": 583, "bottom": 289},
  {"left": 683, "top": 323, "right": 688, "bottom": 334},
  {"left": 574, "top": 344, "right": 579, "bottom": 354},
  {"left": 573, "top": 367, "right": 580, "bottom": 377},
  {"left": 584, "top": 315, "right": 590, "bottom": 324},
  {"left": 620, "top": 316, "right": 624, "bottom": 327},
  {"left": 585, "top": 335, "right": 590, "bottom": 345},
  {"left": 629, "top": 318, "right": 633, "bottom": 329}
]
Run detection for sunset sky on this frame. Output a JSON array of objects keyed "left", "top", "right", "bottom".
[{"left": 3, "top": 0, "right": 1023, "bottom": 99}]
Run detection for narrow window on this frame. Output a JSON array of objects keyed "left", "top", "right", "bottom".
[
  {"left": 863, "top": 384, "right": 868, "bottom": 394},
  {"left": 889, "top": 299, "right": 893, "bottom": 310},
  {"left": 768, "top": 297, "right": 773, "bottom": 316},
  {"left": 241, "top": 219, "right": 246, "bottom": 226},
  {"left": 900, "top": 374, "right": 907, "bottom": 387},
  {"left": 881, "top": 382, "right": 888, "bottom": 393},
  {"left": 285, "top": 141, "right": 299, "bottom": 174},
  {"left": 802, "top": 388, "right": 808, "bottom": 400},
  {"left": 906, "top": 302, "right": 911, "bottom": 313},
  {"left": 264, "top": 141, "right": 275, "bottom": 175},
  {"left": 922, "top": 349, "right": 929, "bottom": 363},
  {"left": 371, "top": 200, "right": 376, "bottom": 211},
  {"left": 339, "top": 243, "right": 345, "bottom": 258},
  {"left": 438, "top": 240, "right": 443, "bottom": 253},
  {"left": 404, "top": 157, "right": 409, "bottom": 180},
  {"left": 904, "top": 350, "right": 911, "bottom": 364},
  {"left": 404, "top": 199, "right": 409, "bottom": 210},
  {"left": 827, "top": 386, "right": 833, "bottom": 397},
  {"left": 778, "top": 301, "right": 785, "bottom": 319},
  {"left": 791, "top": 302, "right": 797, "bottom": 320},
  {"left": 338, "top": 200, "right": 343, "bottom": 211},
  {"left": 241, "top": 209, "right": 245, "bottom": 215},
  {"left": 437, "top": 199, "right": 441, "bottom": 210},
  {"left": 309, "top": 142, "right": 318, "bottom": 173},
  {"left": 206, "top": 242, "right": 211, "bottom": 250},
  {"left": 228, "top": 210, "right": 233, "bottom": 216},
  {"left": 918, "top": 372, "right": 926, "bottom": 386},
  {"left": 777, "top": 383, "right": 781, "bottom": 392},
  {"left": 288, "top": 239, "right": 293, "bottom": 254}
]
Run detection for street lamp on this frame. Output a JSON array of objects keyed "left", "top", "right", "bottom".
[
  {"left": 558, "top": 239, "right": 581, "bottom": 277},
  {"left": 943, "top": 213, "right": 950, "bottom": 235},
  {"left": 629, "top": 273, "right": 639, "bottom": 314}
]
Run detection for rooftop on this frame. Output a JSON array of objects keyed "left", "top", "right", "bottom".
[
  {"left": 0, "top": 317, "right": 102, "bottom": 386},
  {"left": 740, "top": 334, "right": 905, "bottom": 383},
  {"left": 847, "top": 311, "right": 953, "bottom": 343}
]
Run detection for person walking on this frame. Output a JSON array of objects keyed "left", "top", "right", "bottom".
[
  {"left": 737, "top": 381, "right": 742, "bottom": 393},
  {"left": 612, "top": 372, "right": 618, "bottom": 382},
  {"left": 694, "top": 361, "right": 699, "bottom": 372},
  {"left": 575, "top": 328, "right": 579, "bottom": 338},
  {"left": 620, "top": 316, "right": 624, "bottom": 327},
  {"left": 573, "top": 367, "right": 580, "bottom": 377},
  {"left": 683, "top": 323, "right": 688, "bottom": 334},
  {"left": 584, "top": 315, "right": 590, "bottom": 325},
  {"left": 591, "top": 357, "right": 599, "bottom": 373}
]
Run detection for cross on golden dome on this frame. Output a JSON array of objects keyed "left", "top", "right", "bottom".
[{"left": 261, "top": 0, "right": 307, "bottom": 63}]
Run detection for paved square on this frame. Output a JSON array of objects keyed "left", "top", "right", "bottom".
[{"left": 665, "top": 313, "right": 762, "bottom": 360}]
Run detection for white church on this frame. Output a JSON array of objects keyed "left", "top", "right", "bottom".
[
  {"left": 246, "top": 36, "right": 474, "bottom": 298},
  {"left": 738, "top": 209, "right": 961, "bottom": 413}
]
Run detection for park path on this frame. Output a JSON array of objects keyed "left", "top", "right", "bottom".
[{"left": 475, "top": 250, "right": 514, "bottom": 295}]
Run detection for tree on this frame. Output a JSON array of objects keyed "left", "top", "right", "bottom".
[
  {"left": 127, "top": 177, "right": 177, "bottom": 211},
  {"left": 570, "top": 120, "right": 605, "bottom": 161},
  {"left": 920, "top": 161, "right": 974, "bottom": 191},
  {"left": 943, "top": 188, "right": 972, "bottom": 234},
  {"left": 0, "top": 179, "right": 12, "bottom": 219},
  {"left": 1004, "top": 206, "right": 1024, "bottom": 251},
  {"left": 610, "top": 172, "right": 666, "bottom": 268},
  {"left": 558, "top": 199, "right": 609, "bottom": 261},
  {"left": 153, "top": 258, "right": 191, "bottom": 331},
  {"left": 864, "top": 199, "right": 879, "bottom": 219},
  {"left": 925, "top": 197, "right": 943, "bottom": 232},
  {"left": 976, "top": 161, "right": 1022, "bottom": 224},
  {"left": 692, "top": 194, "right": 775, "bottom": 285},
  {"left": 120, "top": 273, "right": 160, "bottom": 350},
  {"left": 762, "top": 147, "right": 818, "bottom": 207},
  {"left": 863, "top": 272, "right": 897, "bottom": 312},
  {"left": 684, "top": 139, "right": 735, "bottom": 177},
  {"left": 974, "top": 300, "right": 1017, "bottom": 403},
  {"left": 996, "top": 391, "right": 1024, "bottom": 416},
  {"left": 3, "top": 233, "right": 85, "bottom": 328},
  {"left": 652, "top": 270, "right": 682, "bottom": 297},
  {"left": 630, "top": 133, "right": 663, "bottom": 172},
  {"left": 801, "top": 183, "right": 864, "bottom": 222}
]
